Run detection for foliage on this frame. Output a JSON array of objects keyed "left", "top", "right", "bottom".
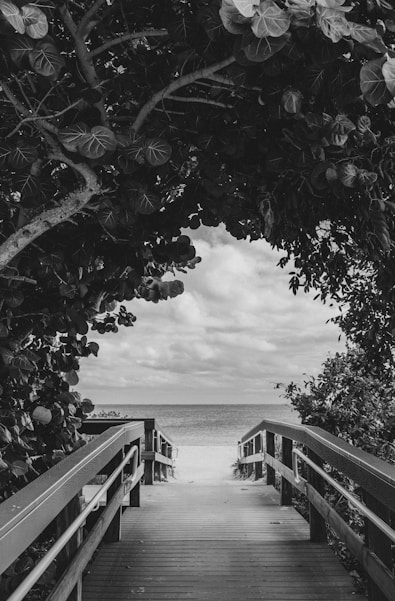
[
  {"left": 284, "top": 346, "right": 395, "bottom": 592},
  {"left": 0, "top": 0, "right": 395, "bottom": 499},
  {"left": 284, "top": 347, "right": 395, "bottom": 460}
]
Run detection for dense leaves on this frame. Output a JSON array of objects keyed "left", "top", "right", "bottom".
[{"left": 0, "top": 0, "right": 395, "bottom": 502}]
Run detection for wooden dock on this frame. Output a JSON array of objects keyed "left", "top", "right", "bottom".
[{"left": 82, "top": 480, "right": 365, "bottom": 601}]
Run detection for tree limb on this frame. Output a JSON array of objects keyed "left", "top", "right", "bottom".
[
  {"left": 132, "top": 56, "right": 236, "bottom": 132},
  {"left": 1, "top": 81, "right": 59, "bottom": 136},
  {"left": 166, "top": 95, "right": 234, "bottom": 109},
  {"left": 58, "top": 4, "right": 108, "bottom": 125},
  {"left": 6, "top": 99, "right": 84, "bottom": 139},
  {"left": 90, "top": 29, "right": 168, "bottom": 58},
  {"left": 0, "top": 163, "right": 101, "bottom": 271},
  {"left": 78, "top": 0, "right": 107, "bottom": 35}
]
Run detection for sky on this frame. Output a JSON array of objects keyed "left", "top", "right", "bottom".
[{"left": 78, "top": 225, "right": 345, "bottom": 406}]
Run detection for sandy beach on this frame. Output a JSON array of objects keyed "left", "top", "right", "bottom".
[{"left": 171, "top": 445, "right": 237, "bottom": 483}]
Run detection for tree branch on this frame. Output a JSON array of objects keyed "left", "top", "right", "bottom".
[
  {"left": 166, "top": 95, "right": 234, "bottom": 109},
  {"left": 206, "top": 73, "right": 261, "bottom": 92},
  {"left": 132, "top": 56, "right": 236, "bottom": 132},
  {"left": 0, "top": 162, "right": 101, "bottom": 271},
  {"left": 1, "top": 81, "right": 59, "bottom": 136},
  {"left": 6, "top": 99, "right": 84, "bottom": 139},
  {"left": 90, "top": 29, "right": 168, "bottom": 58},
  {"left": 78, "top": 0, "right": 107, "bottom": 35},
  {"left": 58, "top": 4, "right": 108, "bottom": 125}
]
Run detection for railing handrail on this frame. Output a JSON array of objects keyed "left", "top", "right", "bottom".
[
  {"left": 6, "top": 445, "right": 140, "bottom": 601},
  {"left": 0, "top": 420, "right": 144, "bottom": 574},
  {"left": 240, "top": 419, "right": 395, "bottom": 511},
  {"left": 83, "top": 417, "right": 175, "bottom": 447}
]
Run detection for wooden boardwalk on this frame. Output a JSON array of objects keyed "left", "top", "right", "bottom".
[{"left": 82, "top": 480, "right": 365, "bottom": 601}]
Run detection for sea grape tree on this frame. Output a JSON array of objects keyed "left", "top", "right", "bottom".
[{"left": 0, "top": 0, "right": 395, "bottom": 497}]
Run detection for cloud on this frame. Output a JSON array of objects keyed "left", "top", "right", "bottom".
[{"left": 78, "top": 225, "right": 345, "bottom": 404}]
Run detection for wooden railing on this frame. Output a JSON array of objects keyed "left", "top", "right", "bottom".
[
  {"left": 0, "top": 421, "right": 144, "bottom": 601},
  {"left": 238, "top": 419, "right": 395, "bottom": 601},
  {"left": 81, "top": 418, "right": 176, "bottom": 485}
]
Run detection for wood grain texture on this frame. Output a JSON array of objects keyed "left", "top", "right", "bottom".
[{"left": 82, "top": 481, "right": 365, "bottom": 601}]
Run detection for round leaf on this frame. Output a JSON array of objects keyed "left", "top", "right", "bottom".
[
  {"left": 281, "top": 88, "right": 303, "bottom": 113},
  {"left": 360, "top": 58, "right": 393, "bottom": 106},
  {"left": 338, "top": 162, "right": 358, "bottom": 188},
  {"left": 219, "top": 0, "right": 251, "bottom": 35},
  {"left": 251, "top": 0, "right": 291, "bottom": 38},
  {"left": 243, "top": 33, "right": 289, "bottom": 62},
  {"left": 0, "top": 139, "right": 12, "bottom": 168},
  {"left": 21, "top": 4, "right": 48, "bottom": 39},
  {"left": 14, "top": 173, "right": 41, "bottom": 198},
  {"left": 11, "top": 459, "right": 28, "bottom": 477},
  {"left": 8, "top": 144, "right": 38, "bottom": 171},
  {"left": 64, "top": 369, "right": 79, "bottom": 386},
  {"left": 382, "top": 56, "right": 395, "bottom": 98},
  {"left": 5, "top": 289, "right": 24, "bottom": 307},
  {"left": 58, "top": 123, "right": 90, "bottom": 153},
  {"left": 233, "top": 0, "right": 257, "bottom": 18},
  {"left": 144, "top": 138, "right": 172, "bottom": 166},
  {"left": 32, "top": 406, "right": 52, "bottom": 424},
  {"left": 78, "top": 126, "right": 117, "bottom": 159},
  {"left": 0, "top": 0, "right": 25, "bottom": 34},
  {"left": 316, "top": 6, "right": 350, "bottom": 43},
  {"left": 29, "top": 41, "right": 65, "bottom": 79},
  {"left": 6, "top": 35, "right": 35, "bottom": 68},
  {"left": 133, "top": 189, "right": 161, "bottom": 215}
]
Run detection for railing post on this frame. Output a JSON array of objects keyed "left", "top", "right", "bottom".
[
  {"left": 247, "top": 440, "right": 254, "bottom": 477},
  {"left": 162, "top": 441, "right": 168, "bottom": 480},
  {"left": 363, "top": 492, "right": 394, "bottom": 601},
  {"left": 281, "top": 436, "right": 293, "bottom": 506},
  {"left": 154, "top": 432, "right": 162, "bottom": 482},
  {"left": 254, "top": 433, "right": 262, "bottom": 480},
  {"left": 104, "top": 449, "right": 123, "bottom": 542},
  {"left": 55, "top": 494, "right": 83, "bottom": 601},
  {"left": 144, "top": 420, "right": 155, "bottom": 485},
  {"left": 266, "top": 431, "right": 275, "bottom": 486},
  {"left": 129, "top": 438, "right": 141, "bottom": 508},
  {"left": 307, "top": 449, "right": 326, "bottom": 542}
]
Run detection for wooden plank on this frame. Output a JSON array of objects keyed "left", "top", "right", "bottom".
[
  {"left": 83, "top": 482, "right": 365, "bottom": 601},
  {"left": 142, "top": 451, "right": 174, "bottom": 467},
  {"left": 0, "top": 421, "right": 144, "bottom": 574}
]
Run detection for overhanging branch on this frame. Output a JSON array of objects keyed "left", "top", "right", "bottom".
[
  {"left": 58, "top": 4, "right": 108, "bottom": 125},
  {"left": 166, "top": 95, "right": 234, "bottom": 109},
  {"left": 90, "top": 29, "right": 168, "bottom": 58},
  {"left": 0, "top": 163, "right": 101, "bottom": 271},
  {"left": 132, "top": 56, "right": 236, "bottom": 132}
]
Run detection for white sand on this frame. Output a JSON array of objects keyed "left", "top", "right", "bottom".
[{"left": 172, "top": 446, "right": 237, "bottom": 484}]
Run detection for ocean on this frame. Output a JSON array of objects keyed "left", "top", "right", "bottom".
[{"left": 91, "top": 403, "right": 300, "bottom": 446}]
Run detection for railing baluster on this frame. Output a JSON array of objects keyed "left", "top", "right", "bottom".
[
  {"left": 266, "top": 431, "right": 275, "bottom": 486},
  {"left": 144, "top": 420, "right": 155, "bottom": 485},
  {"left": 281, "top": 436, "right": 293, "bottom": 505},
  {"left": 247, "top": 440, "right": 254, "bottom": 477},
  {"left": 254, "top": 433, "right": 262, "bottom": 480},
  {"left": 307, "top": 449, "right": 326, "bottom": 542},
  {"left": 104, "top": 449, "right": 124, "bottom": 542},
  {"left": 363, "top": 492, "right": 395, "bottom": 601},
  {"left": 56, "top": 494, "right": 83, "bottom": 601}
]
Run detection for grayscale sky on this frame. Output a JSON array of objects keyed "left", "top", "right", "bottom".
[{"left": 78, "top": 225, "right": 345, "bottom": 405}]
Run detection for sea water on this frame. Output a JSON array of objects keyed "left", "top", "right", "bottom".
[{"left": 91, "top": 403, "right": 299, "bottom": 447}]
